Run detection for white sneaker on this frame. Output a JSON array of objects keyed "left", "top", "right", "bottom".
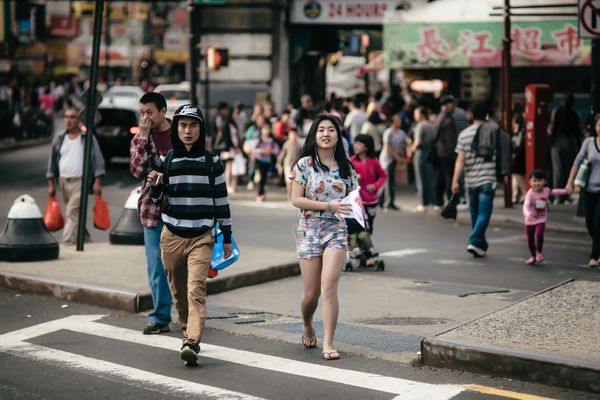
[{"left": 467, "top": 244, "right": 486, "bottom": 257}]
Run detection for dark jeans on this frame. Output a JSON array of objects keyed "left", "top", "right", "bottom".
[
  {"left": 379, "top": 160, "right": 397, "bottom": 208},
  {"left": 435, "top": 156, "right": 454, "bottom": 206},
  {"left": 467, "top": 182, "right": 495, "bottom": 251},
  {"left": 257, "top": 161, "right": 270, "bottom": 196},
  {"left": 525, "top": 223, "right": 545, "bottom": 257},
  {"left": 584, "top": 191, "right": 600, "bottom": 259}
]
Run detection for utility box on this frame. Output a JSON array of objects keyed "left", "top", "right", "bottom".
[{"left": 524, "top": 84, "right": 552, "bottom": 185}]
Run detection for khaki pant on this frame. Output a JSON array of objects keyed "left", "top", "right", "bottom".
[
  {"left": 58, "top": 177, "right": 90, "bottom": 245},
  {"left": 160, "top": 227, "right": 213, "bottom": 345}
]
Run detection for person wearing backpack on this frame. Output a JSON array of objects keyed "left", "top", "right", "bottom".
[
  {"left": 147, "top": 104, "right": 233, "bottom": 366},
  {"left": 451, "top": 103, "right": 497, "bottom": 258}
]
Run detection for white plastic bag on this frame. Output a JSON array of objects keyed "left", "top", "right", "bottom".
[{"left": 232, "top": 153, "right": 247, "bottom": 176}]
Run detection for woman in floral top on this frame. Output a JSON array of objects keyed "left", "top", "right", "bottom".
[{"left": 289, "top": 114, "right": 358, "bottom": 361}]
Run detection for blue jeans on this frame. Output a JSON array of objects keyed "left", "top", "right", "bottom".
[
  {"left": 467, "top": 183, "right": 495, "bottom": 251},
  {"left": 143, "top": 221, "right": 172, "bottom": 325}
]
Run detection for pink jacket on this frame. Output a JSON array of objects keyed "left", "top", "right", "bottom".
[
  {"left": 350, "top": 155, "right": 387, "bottom": 205},
  {"left": 523, "top": 187, "right": 568, "bottom": 225}
]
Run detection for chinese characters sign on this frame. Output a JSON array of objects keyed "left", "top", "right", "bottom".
[{"left": 384, "top": 20, "right": 590, "bottom": 68}]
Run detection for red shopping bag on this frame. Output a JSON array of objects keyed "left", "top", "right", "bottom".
[
  {"left": 93, "top": 195, "right": 111, "bottom": 230},
  {"left": 208, "top": 268, "right": 219, "bottom": 279},
  {"left": 43, "top": 195, "right": 64, "bottom": 232}
]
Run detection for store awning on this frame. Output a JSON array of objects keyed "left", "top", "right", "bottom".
[{"left": 383, "top": 0, "right": 589, "bottom": 69}]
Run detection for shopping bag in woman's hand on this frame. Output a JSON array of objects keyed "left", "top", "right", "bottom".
[
  {"left": 93, "top": 195, "right": 111, "bottom": 230},
  {"left": 43, "top": 195, "right": 64, "bottom": 232}
]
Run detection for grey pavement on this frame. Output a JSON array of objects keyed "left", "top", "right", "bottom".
[{"left": 0, "top": 137, "right": 597, "bottom": 393}]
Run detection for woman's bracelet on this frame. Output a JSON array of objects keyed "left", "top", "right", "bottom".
[{"left": 325, "top": 201, "right": 331, "bottom": 212}]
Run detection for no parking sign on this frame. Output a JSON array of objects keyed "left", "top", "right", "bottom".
[{"left": 579, "top": 0, "right": 600, "bottom": 38}]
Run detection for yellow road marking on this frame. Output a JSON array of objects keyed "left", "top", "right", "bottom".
[{"left": 461, "top": 384, "right": 555, "bottom": 400}]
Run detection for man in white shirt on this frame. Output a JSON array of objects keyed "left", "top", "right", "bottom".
[
  {"left": 46, "top": 106, "right": 105, "bottom": 244},
  {"left": 343, "top": 98, "right": 367, "bottom": 141}
]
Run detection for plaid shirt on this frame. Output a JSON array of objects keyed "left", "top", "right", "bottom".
[{"left": 130, "top": 134, "right": 166, "bottom": 228}]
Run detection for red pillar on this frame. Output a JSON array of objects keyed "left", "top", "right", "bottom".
[{"left": 524, "top": 84, "right": 552, "bottom": 188}]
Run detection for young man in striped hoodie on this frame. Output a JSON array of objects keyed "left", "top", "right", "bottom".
[{"left": 147, "top": 104, "right": 233, "bottom": 366}]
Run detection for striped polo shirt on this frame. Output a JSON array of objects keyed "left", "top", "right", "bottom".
[
  {"left": 150, "top": 152, "right": 232, "bottom": 242},
  {"left": 455, "top": 124, "right": 497, "bottom": 189}
]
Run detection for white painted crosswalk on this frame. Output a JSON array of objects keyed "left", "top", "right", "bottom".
[{"left": 0, "top": 315, "right": 464, "bottom": 400}]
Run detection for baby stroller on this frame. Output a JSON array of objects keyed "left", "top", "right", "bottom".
[{"left": 343, "top": 217, "right": 385, "bottom": 272}]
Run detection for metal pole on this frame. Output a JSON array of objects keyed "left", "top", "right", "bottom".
[
  {"left": 501, "top": 0, "right": 513, "bottom": 208},
  {"left": 77, "top": 0, "right": 104, "bottom": 251},
  {"left": 188, "top": 1, "right": 198, "bottom": 106},
  {"left": 592, "top": 39, "right": 600, "bottom": 116},
  {"left": 104, "top": 1, "right": 111, "bottom": 85}
]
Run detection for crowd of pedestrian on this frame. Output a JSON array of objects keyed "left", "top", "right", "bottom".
[{"left": 39, "top": 81, "right": 599, "bottom": 367}]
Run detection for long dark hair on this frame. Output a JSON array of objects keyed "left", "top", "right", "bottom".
[
  {"left": 354, "top": 134, "right": 376, "bottom": 159},
  {"left": 294, "top": 114, "right": 353, "bottom": 179}
]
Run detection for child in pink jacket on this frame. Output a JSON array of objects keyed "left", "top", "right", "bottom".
[
  {"left": 350, "top": 134, "right": 387, "bottom": 234},
  {"left": 523, "top": 169, "right": 568, "bottom": 265}
]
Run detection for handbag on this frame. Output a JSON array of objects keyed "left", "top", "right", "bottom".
[
  {"left": 43, "top": 195, "right": 64, "bottom": 232},
  {"left": 440, "top": 192, "right": 459, "bottom": 220},
  {"left": 575, "top": 140, "right": 593, "bottom": 188},
  {"left": 232, "top": 153, "right": 247, "bottom": 176},
  {"left": 211, "top": 223, "right": 240, "bottom": 270},
  {"left": 93, "top": 194, "right": 111, "bottom": 230}
]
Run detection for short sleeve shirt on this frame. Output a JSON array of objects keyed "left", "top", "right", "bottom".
[{"left": 290, "top": 156, "right": 358, "bottom": 219}]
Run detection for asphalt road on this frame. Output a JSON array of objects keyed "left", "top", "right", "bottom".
[
  {"left": 1, "top": 288, "right": 595, "bottom": 400},
  {"left": 1, "top": 143, "right": 599, "bottom": 398}
]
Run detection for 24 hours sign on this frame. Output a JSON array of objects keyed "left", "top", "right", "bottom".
[{"left": 290, "top": 0, "right": 400, "bottom": 25}]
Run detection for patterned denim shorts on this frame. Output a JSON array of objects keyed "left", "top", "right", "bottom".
[{"left": 295, "top": 217, "right": 348, "bottom": 259}]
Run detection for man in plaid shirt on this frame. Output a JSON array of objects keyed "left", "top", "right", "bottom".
[{"left": 130, "top": 92, "right": 173, "bottom": 334}]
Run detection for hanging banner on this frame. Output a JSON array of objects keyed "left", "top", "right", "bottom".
[{"left": 384, "top": 20, "right": 591, "bottom": 69}]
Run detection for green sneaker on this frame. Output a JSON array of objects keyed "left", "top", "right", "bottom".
[{"left": 180, "top": 343, "right": 199, "bottom": 366}]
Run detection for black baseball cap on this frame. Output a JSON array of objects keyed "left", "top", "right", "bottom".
[{"left": 173, "top": 104, "right": 205, "bottom": 123}]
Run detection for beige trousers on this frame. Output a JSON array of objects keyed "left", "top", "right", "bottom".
[
  {"left": 160, "top": 227, "right": 213, "bottom": 345},
  {"left": 58, "top": 177, "right": 90, "bottom": 245}
]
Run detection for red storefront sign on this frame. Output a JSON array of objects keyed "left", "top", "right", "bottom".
[{"left": 50, "top": 16, "right": 80, "bottom": 38}]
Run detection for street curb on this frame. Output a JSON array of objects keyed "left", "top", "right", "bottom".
[
  {"left": 425, "top": 210, "right": 587, "bottom": 236},
  {"left": 0, "top": 138, "right": 51, "bottom": 153},
  {"left": 0, "top": 271, "right": 140, "bottom": 313},
  {"left": 0, "top": 262, "right": 300, "bottom": 314},
  {"left": 421, "top": 279, "right": 600, "bottom": 394}
]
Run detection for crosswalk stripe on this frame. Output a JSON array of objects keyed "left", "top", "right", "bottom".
[
  {"left": 0, "top": 341, "right": 265, "bottom": 400},
  {"left": 380, "top": 249, "right": 428, "bottom": 257},
  {"left": 0, "top": 315, "right": 464, "bottom": 400},
  {"left": 231, "top": 200, "right": 294, "bottom": 210}
]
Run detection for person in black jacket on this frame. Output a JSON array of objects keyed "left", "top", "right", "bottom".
[{"left": 148, "top": 104, "right": 233, "bottom": 366}]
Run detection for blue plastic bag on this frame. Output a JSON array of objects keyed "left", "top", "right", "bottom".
[{"left": 211, "top": 224, "right": 240, "bottom": 270}]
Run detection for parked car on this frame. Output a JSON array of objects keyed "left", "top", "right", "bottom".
[
  {"left": 100, "top": 85, "right": 144, "bottom": 110},
  {"left": 95, "top": 104, "right": 140, "bottom": 162},
  {"left": 154, "top": 82, "right": 190, "bottom": 118}
]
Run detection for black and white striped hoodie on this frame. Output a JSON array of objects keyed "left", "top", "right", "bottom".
[{"left": 149, "top": 110, "right": 232, "bottom": 243}]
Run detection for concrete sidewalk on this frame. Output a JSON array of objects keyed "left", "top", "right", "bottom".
[{"left": 0, "top": 242, "right": 298, "bottom": 313}]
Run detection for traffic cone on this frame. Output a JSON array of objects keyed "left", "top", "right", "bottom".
[
  {"left": 109, "top": 187, "right": 145, "bottom": 245},
  {"left": 0, "top": 194, "right": 59, "bottom": 261}
]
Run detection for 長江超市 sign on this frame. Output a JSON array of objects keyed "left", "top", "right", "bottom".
[{"left": 384, "top": 20, "right": 591, "bottom": 69}]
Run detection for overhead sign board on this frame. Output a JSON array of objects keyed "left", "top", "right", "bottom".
[
  {"left": 385, "top": 20, "right": 591, "bottom": 69},
  {"left": 291, "top": 0, "right": 400, "bottom": 25},
  {"left": 578, "top": 0, "right": 600, "bottom": 38}
]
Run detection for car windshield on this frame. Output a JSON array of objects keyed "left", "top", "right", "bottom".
[
  {"left": 98, "top": 109, "right": 139, "bottom": 127},
  {"left": 160, "top": 90, "right": 189, "bottom": 100}
]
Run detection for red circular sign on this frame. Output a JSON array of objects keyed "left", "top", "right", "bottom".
[{"left": 581, "top": 0, "right": 600, "bottom": 36}]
